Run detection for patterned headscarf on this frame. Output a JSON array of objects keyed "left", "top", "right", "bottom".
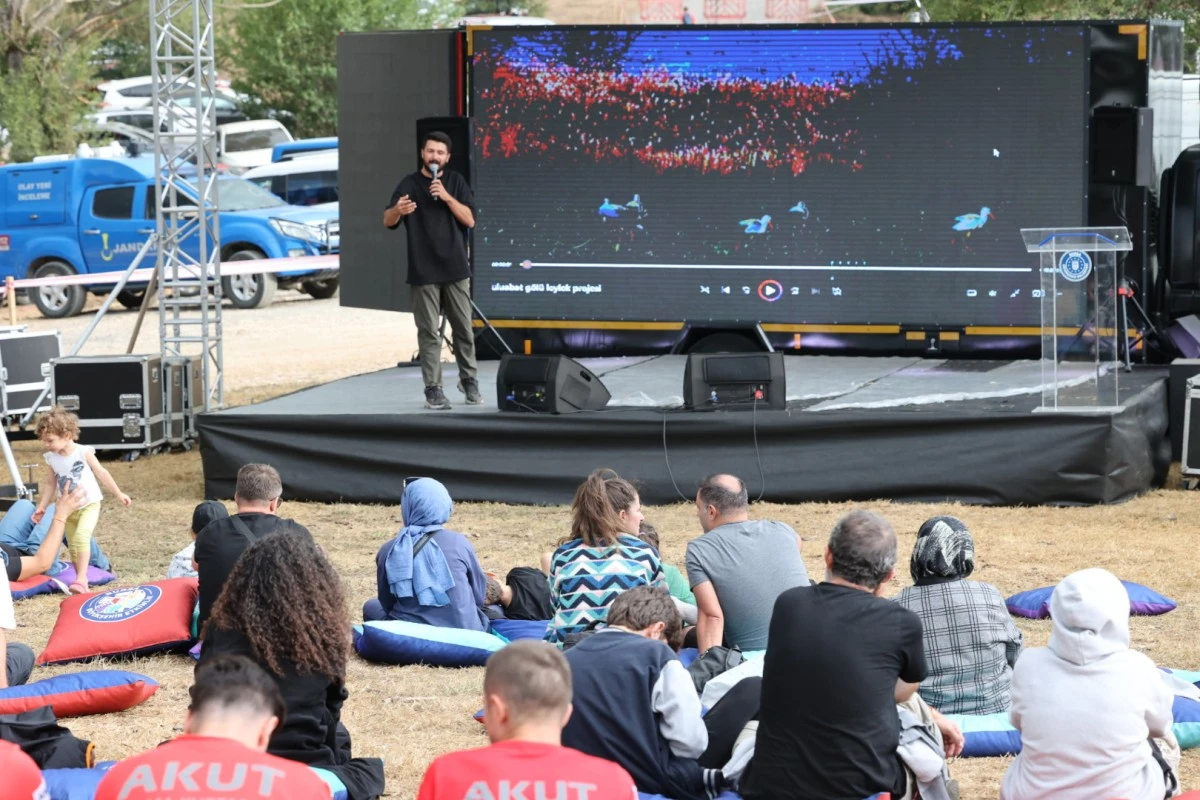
[{"left": 910, "top": 515, "right": 975, "bottom": 585}]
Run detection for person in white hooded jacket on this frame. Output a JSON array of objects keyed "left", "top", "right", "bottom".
[{"left": 1000, "top": 568, "right": 1176, "bottom": 800}]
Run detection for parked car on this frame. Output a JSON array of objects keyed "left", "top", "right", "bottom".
[
  {"left": 218, "top": 120, "right": 293, "bottom": 173},
  {"left": 94, "top": 76, "right": 238, "bottom": 111},
  {"left": 87, "top": 99, "right": 247, "bottom": 135},
  {"left": 0, "top": 156, "right": 339, "bottom": 317},
  {"left": 242, "top": 152, "right": 338, "bottom": 206}
]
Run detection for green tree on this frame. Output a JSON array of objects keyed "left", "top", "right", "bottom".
[
  {"left": 95, "top": 0, "right": 153, "bottom": 81},
  {"left": 220, "top": 0, "right": 464, "bottom": 140},
  {"left": 923, "top": 0, "right": 1198, "bottom": 70}
]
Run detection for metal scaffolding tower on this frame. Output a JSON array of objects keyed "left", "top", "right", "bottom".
[{"left": 149, "top": 0, "right": 224, "bottom": 410}]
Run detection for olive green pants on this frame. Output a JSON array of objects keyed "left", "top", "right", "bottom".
[{"left": 411, "top": 278, "right": 477, "bottom": 389}]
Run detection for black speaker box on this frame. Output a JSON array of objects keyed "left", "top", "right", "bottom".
[
  {"left": 1161, "top": 146, "right": 1200, "bottom": 291},
  {"left": 683, "top": 352, "right": 786, "bottom": 410},
  {"left": 1091, "top": 106, "right": 1154, "bottom": 187},
  {"left": 496, "top": 354, "right": 611, "bottom": 413},
  {"left": 416, "top": 116, "right": 473, "bottom": 186}
]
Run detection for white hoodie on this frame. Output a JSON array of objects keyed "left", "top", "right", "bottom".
[{"left": 1000, "top": 568, "right": 1173, "bottom": 800}]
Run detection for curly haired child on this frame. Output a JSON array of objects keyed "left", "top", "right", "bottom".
[{"left": 33, "top": 406, "right": 131, "bottom": 593}]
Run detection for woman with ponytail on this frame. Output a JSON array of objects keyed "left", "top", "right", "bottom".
[{"left": 544, "top": 468, "right": 665, "bottom": 647}]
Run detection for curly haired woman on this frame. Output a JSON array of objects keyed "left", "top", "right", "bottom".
[{"left": 200, "top": 533, "right": 385, "bottom": 800}]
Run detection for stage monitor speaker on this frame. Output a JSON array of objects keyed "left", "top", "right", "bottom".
[
  {"left": 496, "top": 354, "right": 611, "bottom": 413},
  {"left": 416, "top": 116, "right": 473, "bottom": 186},
  {"left": 683, "top": 352, "right": 786, "bottom": 410},
  {"left": 1091, "top": 106, "right": 1153, "bottom": 187}
]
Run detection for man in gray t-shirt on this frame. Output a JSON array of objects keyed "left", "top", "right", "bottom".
[{"left": 686, "top": 474, "right": 809, "bottom": 652}]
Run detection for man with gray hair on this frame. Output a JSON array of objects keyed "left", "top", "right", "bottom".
[
  {"left": 685, "top": 474, "right": 808, "bottom": 652},
  {"left": 741, "top": 510, "right": 928, "bottom": 800},
  {"left": 195, "top": 463, "right": 312, "bottom": 631}
]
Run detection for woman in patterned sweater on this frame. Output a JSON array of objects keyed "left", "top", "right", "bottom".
[
  {"left": 544, "top": 469, "right": 665, "bottom": 647},
  {"left": 894, "top": 515, "right": 1023, "bottom": 715}
]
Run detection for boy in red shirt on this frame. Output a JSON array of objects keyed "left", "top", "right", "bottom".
[
  {"left": 0, "top": 739, "right": 48, "bottom": 799},
  {"left": 418, "top": 640, "right": 637, "bottom": 800},
  {"left": 96, "top": 655, "right": 331, "bottom": 800}
]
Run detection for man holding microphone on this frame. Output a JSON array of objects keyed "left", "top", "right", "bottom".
[{"left": 384, "top": 131, "right": 480, "bottom": 410}]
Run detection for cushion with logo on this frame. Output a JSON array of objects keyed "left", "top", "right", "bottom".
[
  {"left": 37, "top": 578, "right": 200, "bottom": 666},
  {"left": 353, "top": 620, "right": 505, "bottom": 667},
  {"left": 0, "top": 670, "right": 157, "bottom": 718},
  {"left": 10, "top": 566, "right": 116, "bottom": 601},
  {"left": 488, "top": 618, "right": 549, "bottom": 642},
  {"left": 1006, "top": 581, "right": 1176, "bottom": 619}
]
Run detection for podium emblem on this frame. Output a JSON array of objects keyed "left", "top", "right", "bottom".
[{"left": 1058, "top": 250, "right": 1093, "bottom": 282}]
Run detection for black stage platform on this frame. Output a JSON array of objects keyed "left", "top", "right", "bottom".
[{"left": 197, "top": 356, "right": 1170, "bottom": 507}]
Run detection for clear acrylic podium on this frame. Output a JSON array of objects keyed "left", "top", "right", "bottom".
[{"left": 1020, "top": 227, "right": 1132, "bottom": 412}]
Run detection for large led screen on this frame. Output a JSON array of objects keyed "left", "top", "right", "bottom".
[{"left": 470, "top": 26, "right": 1088, "bottom": 326}]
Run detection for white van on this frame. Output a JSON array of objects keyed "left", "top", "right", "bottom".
[
  {"left": 242, "top": 152, "right": 338, "bottom": 206},
  {"left": 218, "top": 120, "right": 293, "bottom": 173}
]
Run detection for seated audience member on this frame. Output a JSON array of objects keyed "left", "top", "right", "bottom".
[
  {"left": 562, "top": 586, "right": 760, "bottom": 800},
  {"left": 686, "top": 474, "right": 809, "bottom": 652},
  {"left": 636, "top": 521, "right": 698, "bottom": 625},
  {"left": 544, "top": 469, "right": 664, "bottom": 646},
  {"left": 1000, "top": 568, "right": 1177, "bottom": 800},
  {"left": 894, "top": 515, "right": 1022, "bottom": 715},
  {"left": 195, "top": 464, "right": 311, "bottom": 632},
  {"left": 417, "top": 641, "right": 637, "bottom": 800},
  {"left": 483, "top": 566, "right": 553, "bottom": 621},
  {"left": 202, "top": 534, "right": 385, "bottom": 800},
  {"left": 742, "top": 510, "right": 961, "bottom": 800},
  {"left": 96, "top": 654, "right": 332, "bottom": 800},
  {"left": 1, "top": 552, "right": 32, "bottom": 690},
  {"left": 364, "top": 477, "right": 488, "bottom": 631},
  {"left": 0, "top": 739, "right": 47, "bottom": 799},
  {"left": 0, "top": 485, "right": 89, "bottom": 583},
  {"left": 168, "top": 500, "right": 229, "bottom": 579}
]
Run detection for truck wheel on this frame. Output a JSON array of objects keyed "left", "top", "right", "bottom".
[
  {"left": 221, "top": 250, "right": 277, "bottom": 309},
  {"left": 32, "top": 261, "right": 87, "bottom": 319},
  {"left": 302, "top": 278, "right": 339, "bottom": 299},
  {"left": 116, "top": 290, "right": 147, "bottom": 310}
]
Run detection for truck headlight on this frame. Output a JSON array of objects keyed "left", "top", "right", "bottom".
[{"left": 270, "top": 218, "right": 328, "bottom": 245}]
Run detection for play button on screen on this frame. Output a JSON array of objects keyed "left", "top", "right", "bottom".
[{"left": 758, "top": 279, "right": 783, "bottom": 301}]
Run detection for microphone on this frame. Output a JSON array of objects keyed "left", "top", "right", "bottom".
[{"left": 430, "top": 163, "right": 440, "bottom": 201}]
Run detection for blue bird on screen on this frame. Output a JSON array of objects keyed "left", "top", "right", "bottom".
[
  {"left": 739, "top": 215, "right": 772, "bottom": 234},
  {"left": 789, "top": 201, "right": 810, "bottom": 219},
  {"left": 598, "top": 198, "right": 624, "bottom": 218},
  {"left": 952, "top": 206, "right": 993, "bottom": 231},
  {"left": 626, "top": 194, "right": 644, "bottom": 211}
]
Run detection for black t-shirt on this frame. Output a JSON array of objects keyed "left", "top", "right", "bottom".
[
  {"left": 385, "top": 169, "right": 474, "bottom": 286},
  {"left": 194, "top": 513, "right": 312, "bottom": 632},
  {"left": 741, "top": 583, "right": 927, "bottom": 800},
  {"left": 504, "top": 566, "right": 553, "bottom": 621}
]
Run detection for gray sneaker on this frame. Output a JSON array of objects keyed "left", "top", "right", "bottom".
[
  {"left": 457, "top": 377, "right": 483, "bottom": 405},
  {"left": 424, "top": 385, "right": 451, "bottom": 410}
]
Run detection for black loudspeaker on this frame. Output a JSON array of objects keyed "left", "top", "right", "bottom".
[
  {"left": 1161, "top": 146, "right": 1200, "bottom": 291},
  {"left": 416, "top": 116, "right": 473, "bottom": 186},
  {"left": 683, "top": 352, "right": 786, "bottom": 410},
  {"left": 1091, "top": 106, "right": 1154, "bottom": 187},
  {"left": 496, "top": 354, "right": 611, "bottom": 413}
]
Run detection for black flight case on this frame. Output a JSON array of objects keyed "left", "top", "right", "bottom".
[{"left": 52, "top": 354, "right": 166, "bottom": 451}]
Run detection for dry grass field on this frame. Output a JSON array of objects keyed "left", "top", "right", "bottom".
[{"left": 8, "top": 298, "right": 1200, "bottom": 798}]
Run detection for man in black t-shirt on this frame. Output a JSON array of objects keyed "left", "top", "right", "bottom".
[
  {"left": 383, "top": 131, "right": 479, "bottom": 411},
  {"left": 194, "top": 464, "right": 311, "bottom": 632},
  {"left": 741, "top": 510, "right": 927, "bottom": 800}
]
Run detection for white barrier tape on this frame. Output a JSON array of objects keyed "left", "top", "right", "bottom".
[{"left": 0, "top": 254, "right": 339, "bottom": 293}]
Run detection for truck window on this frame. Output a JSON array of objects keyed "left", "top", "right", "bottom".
[
  {"left": 93, "top": 186, "right": 135, "bottom": 220},
  {"left": 225, "top": 128, "right": 290, "bottom": 153},
  {"left": 285, "top": 171, "right": 338, "bottom": 205}
]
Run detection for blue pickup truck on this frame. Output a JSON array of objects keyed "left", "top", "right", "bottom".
[{"left": 0, "top": 156, "right": 339, "bottom": 317}]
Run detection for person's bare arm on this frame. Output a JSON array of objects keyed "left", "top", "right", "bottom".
[
  {"left": 429, "top": 179, "right": 475, "bottom": 228},
  {"left": 929, "top": 707, "right": 964, "bottom": 758},
  {"left": 84, "top": 450, "right": 130, "bottom": 507},
  {"left": 894, "top": 678, "right": 919, "bottom": 703},
  {"left": 31, "top": 466, "right": 57, "bottom": 522},
  {"left": 383, "top": 195, "right": 416, "bottom": 228},
  {"left": 692, "top": 580, "right": 725, "bottom": 652}
]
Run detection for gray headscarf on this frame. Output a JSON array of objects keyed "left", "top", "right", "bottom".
[{"left": 910, "top": 515, "right": 975, "bottom": 585}]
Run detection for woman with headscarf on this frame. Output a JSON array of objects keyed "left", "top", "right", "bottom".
[
  {"left": 1000, "top": 568, "right": 1176, "bottom": 800},
  {"left": 362, "top": 477, "right": 488, "bottom": 631},
  {"left": 893, "top": 515, "right": 1022, "bottom": 715}
]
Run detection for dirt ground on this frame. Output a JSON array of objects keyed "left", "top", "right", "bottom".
[{"left": 7, "top": 295, "right": 1200, "bottom": 798}]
